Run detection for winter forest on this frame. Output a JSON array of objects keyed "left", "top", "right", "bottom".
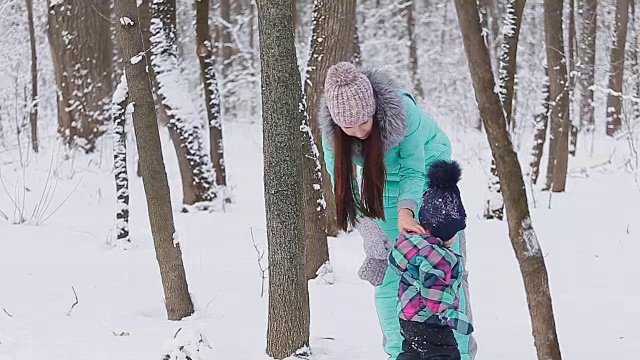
[{"left": 0, "top": 0, "right": 638, "bottom": 359}]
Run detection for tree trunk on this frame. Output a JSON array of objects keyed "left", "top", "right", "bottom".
[
  {"left": 529, "top": 68, "right": 550, "bottom": 185},
  {"left": 484, "top": 0, "right": 525, "bottom": 220},
  {"left": 407, "top": 0, "right": 424, "bottom": 99},
  {"left": 544, "top": 0, "right": 570, "bottom": 193},
  {"left": 478, "top": 0, "right": 501, "bottom": 72},
  {"left": 568, "top": 0, "right": 578, "bottom": 156},
  {"left": 47, "top": 0, "right": 113, "bottom": 153},
  {"left": 606, "top": 0, "right": 630, "bottom": 137},
  {"left": 150, "top": 0, "right": 219, "bottom": 208},
  {"left": 196, "top": 0, "right": 228, "bottom": 198},
  {"left": 578, "top": 0, "right": 597, "bottom": 132},
  {"left": 498, "top": 0, "right": 526, "bottom": 128},
  {"left": 353, "top": 25, "right": 362, "bottom": 66},
  {"left": 220, "top": 0, "right": 232, "bottom": 79},
  {"left": 257, "top": 0, "right": 310, "bottom": 357},
  {"left": 114, "top": 0, "right": 194, "bottom": 320},
  {"left": 630, "top": 0, "right": 640, "bottom": 123},
  {"left": 303, "top": 0, "right": 358, "bottom": 277},
  {"left": 304, "top": 0, "right": 357, "bottom": 241},
  {"left": 454, "top": 2, "right": 563, "bottom": 360},
  {"left": 25, "top": 0, "right": 39, "bottom": 153},
  {"left": 112, "top": 75, "right": 130, "bottom": 246},
  {"left": 483, "top": 161, "right": 503, "bottom": 220}
]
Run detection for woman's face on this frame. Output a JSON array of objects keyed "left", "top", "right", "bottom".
[{"left": 339, "top": 117, "right": 374, "bottom": 140}]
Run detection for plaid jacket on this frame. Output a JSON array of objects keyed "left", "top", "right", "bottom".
[{"left": 389, "top": 233, "right": 474, "bottom": 335}]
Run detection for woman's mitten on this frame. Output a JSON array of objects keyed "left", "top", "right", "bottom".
[
  {"left": 355, "top": 217, "right": 392, "bottom": 260},
  {"left": 358, "top": 257, "right": 388, "bottom": 286}
]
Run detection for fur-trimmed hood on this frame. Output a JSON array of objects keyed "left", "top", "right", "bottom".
[{"left": 318, "top": 68, "right": 408, "bottom": 153}]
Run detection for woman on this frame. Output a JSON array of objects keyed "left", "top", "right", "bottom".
[{"left": 319, "top": 62, "right": 477, "bottom": 360}]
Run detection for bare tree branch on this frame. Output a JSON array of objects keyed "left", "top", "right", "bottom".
[{"left": 66, "top": 286, "right": 79, "bottom": 316}]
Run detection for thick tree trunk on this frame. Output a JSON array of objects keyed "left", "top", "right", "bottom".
[
  {"left": 47, "top": 0, "right": 113, "bottom": 153},
  {"left": 150, "top": 0, "right": 219, "bottom": 208},
  {"left": 407, "top": 0, "right": 424, "bottom": 99},
  {"left": 257, "top": 0, "right": 310, "bottom": 357},
  {"left": 196, "top": 0, "right": 228, "bottom": 197},
  {"left": 114, "top": 0, "right": 194, "bottom": 320},
  {"left": 529, "top": 68, "right": 550, "bottom": 185},
  {"left": 484, "top": 0, "right": 525, "bottom": 220},
  {"left": 454, "top": 2, "right": 563, "bottom": 360},
  {"left": 304, "top": 0, "right": 357, "bottom": 241},
  {"left": 112, "top": 75, "right": 130, "bottom": 246},
  {"left": 606, "top": 0, "right": 630, "bottom": 136},
  {"left": 303, "top": 0, "right": 358, "bottom": 277},
  {"left": 26, "top": 0, "right": 38, "bottom": 153},
  {"left": 578, "top": 0, "right": 597, "bottom": 132},
  {"left": 544, "top": 0, "right": 570, "bottom": 193}
]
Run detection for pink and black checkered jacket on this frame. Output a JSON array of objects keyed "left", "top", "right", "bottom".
[{"left": 388, "top": 232, "right": 474, "bottom": 335}]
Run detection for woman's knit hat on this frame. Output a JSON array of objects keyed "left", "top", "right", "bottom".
[
  {"left": 324, "top": 62, "right": 376, "bottom": 128},
  {"left": 419, "top": 160, "right": 467, "bottom": 242}
]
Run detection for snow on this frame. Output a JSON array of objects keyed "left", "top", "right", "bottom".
[
  {"left": 521, "top": 216, "right": 541, "bottom": 257},
  {"left": 1, "top": 122, "right": 639, "bottom": 360},
  {"left": 119, "top": 17, "right": 135, "bottom": 27},
  {"left": 130, "top": 53, "right": 144, "bottom": 65}
]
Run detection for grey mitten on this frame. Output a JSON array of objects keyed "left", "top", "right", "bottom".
[
  {"left": 354, "top": 217, "right": 392, "bottom": 286},
  {"left": 357, "top": 257, "right": 388, "bottom": 286},
  {"left": 355, "top": 217, "right": 392, "bottom": 260}
]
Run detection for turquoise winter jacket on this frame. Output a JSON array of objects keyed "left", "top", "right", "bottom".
[{"left": 319, "top": 69, "right": 452, "bottom": 238}]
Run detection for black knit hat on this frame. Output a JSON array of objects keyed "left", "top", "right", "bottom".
[{"left": 418, "top": 160, "right": 467, "bottom": 241}]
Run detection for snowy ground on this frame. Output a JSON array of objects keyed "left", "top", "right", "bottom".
[{"left": 1, "top": 121, "right": 639, "bottom": 359}]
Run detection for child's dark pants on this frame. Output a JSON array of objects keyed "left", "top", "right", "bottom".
[{"left": 397, "top": 319, "right": 460, "bottom": 360}]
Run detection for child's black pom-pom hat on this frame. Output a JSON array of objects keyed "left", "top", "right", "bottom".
[{"left": 418, "top": 160, "right": 467, "bottom": 242}]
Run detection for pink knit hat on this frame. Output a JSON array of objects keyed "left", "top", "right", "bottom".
[{"left": 324, "top": 62, "right": 376, "bottom": 127}]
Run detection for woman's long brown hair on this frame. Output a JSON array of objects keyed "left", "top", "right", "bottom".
[{"left": 334, "top": 121, "right": 386, "bottom": 231}]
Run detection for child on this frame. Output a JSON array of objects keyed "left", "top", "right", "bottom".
[{"left": 388, "top": 160, "right": 474, "bottom": 360}]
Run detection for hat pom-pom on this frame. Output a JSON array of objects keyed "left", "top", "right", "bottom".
[
  {"left": 325, "top": 62, "right": 359, "bottom": 87},
  {"left": 428, "top": 160, "right": 462, "bottom": 189}
]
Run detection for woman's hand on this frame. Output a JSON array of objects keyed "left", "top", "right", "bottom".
[{"left": 398, "top": 208, "right": 426, "bottom": 234}]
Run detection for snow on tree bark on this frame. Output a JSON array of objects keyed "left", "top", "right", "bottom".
[
  {"left": 47, "top": 0, "right": 113, "bottom": 153},
  {"left": 196, "top": 0, "right": 228, "bottom": 200},
  {"left": 301, "top": 97, "right": 328, "bottom": 281},
  {"left": 304, "top": 0, "right": 357, "bottom": 239},
  {"left": 630, "top": 0, "right": 640, "bottom": 124},
  {"left": 483, "top": 0, "right": 524, "bottom": 221},
  {"left": 454, "top": 2, "right": 563, "bottom": 359},
  {"left": 544, "top": 0, "right": 570, "bottom": 193},
  {"left": 529, "top": 67, "right": 550, "bottom": 185},
  {"left": 26, "top": 0, "right": 38, "bottom": 153},
  {"left": 257, "top": 0, "right": 310, "bottom": 356},
  {"left": 577, "top": 0, "right": 597, "bottom": 133},
  {"left": 497, "top": 0, "right": 526, "bottom": 128},
  {"left": 606, "top": 0, "right": 630, "bottom": 137},
  {"left": 568, "top": 0, "right": 578, "bottom": 156},
  {"left": 112, "top": 75, "right": 130, "bottom": 246},
  {"left": 149, "top": 0, "right": 219, "bottom": 208},
  {"left": 114, "top": 0, "right": 194, "bottom": 320}
]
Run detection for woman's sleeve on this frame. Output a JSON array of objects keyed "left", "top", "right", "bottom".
[
  {"left": 397, "top": 98, "right": 451, "bottom": 215},
  {"left": 322, "top": 139, "right": 336, "bottom": 188}
]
